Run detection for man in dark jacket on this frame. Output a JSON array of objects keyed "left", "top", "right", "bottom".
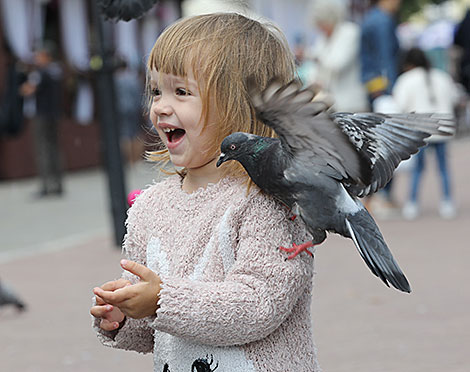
[
  {"left": 360, "top": 0, "right": 401, "bottom": 104},
  {"left": 21, "top": 42, "right": 63, "bottom": 197}
]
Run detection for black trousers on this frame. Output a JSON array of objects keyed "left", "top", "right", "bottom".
[{"left": 32, "top": 116, "right": 62, "bottom": 194}]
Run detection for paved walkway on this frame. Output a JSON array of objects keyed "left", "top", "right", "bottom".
[
  {"left": 0, "top": 161, "right": 161, "bottom": 261},
  {"left": 1, "top": 138, "right": 469, "bottom": 371}
]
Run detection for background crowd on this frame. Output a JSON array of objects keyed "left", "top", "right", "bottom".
[{"left": 297, "top": 0, "right": 470, "bottom": 220}]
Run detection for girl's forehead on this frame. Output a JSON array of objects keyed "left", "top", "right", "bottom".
[{"left": 149, "top": 69, "right": 200, "bottom": 89}]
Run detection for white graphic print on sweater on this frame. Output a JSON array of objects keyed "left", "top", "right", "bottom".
[{"left": 146, "top": 207, "right": 256, "bottom": 372}]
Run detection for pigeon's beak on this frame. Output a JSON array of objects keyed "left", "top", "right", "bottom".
[{"left": 216, "top": 153, "right": 227, "bottom": 167}]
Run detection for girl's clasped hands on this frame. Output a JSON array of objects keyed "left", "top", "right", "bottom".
[{"left": 90, "top": 259, "right": 162, "bottom": 331}]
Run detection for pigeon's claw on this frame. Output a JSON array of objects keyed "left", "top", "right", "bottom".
[{"left": 280, "top": 242, "right": 314, "bottom": 259}]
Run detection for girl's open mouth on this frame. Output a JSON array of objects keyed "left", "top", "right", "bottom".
[{"left": 162, "top": 127, "right": 186, "bottom": 147}]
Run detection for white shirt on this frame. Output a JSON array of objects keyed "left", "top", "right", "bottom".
[
  {"left": 392, "top": 67, "right": 458, "bottom": 114},
  {"left": 392, "top": 67, "right": 458, "bottom": 142}
]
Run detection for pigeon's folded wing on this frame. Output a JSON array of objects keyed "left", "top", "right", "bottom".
[
  {"left": 332, "top": 112, "right": 455, "bottom": 197},
  {"left": 250, "top": 80, "right": 372, "bottom": 186}
]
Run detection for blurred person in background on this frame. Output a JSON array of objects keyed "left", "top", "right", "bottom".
[
  {"left": 453, "top": 8, "right": 470, "bottom": 138},
  {"left": 0, "top": 43, "right": 26, "bottom": 138},
  {"left": 114, "top": 60, "right": 144, "bottom": 164},
  {"left": 360, "top": 0, "right": 401, "bottom": 103},
  {"left": 306, "top": 0, "right": 368, "bottom": 112},
  {"left": 454, "top": 8, "right": 470, "bottom": 94},
  {"left": 393, "top": 47, "right": 458, "bottom": 220},
  {"left": 20, "top": 41, "right": 63, "bottom": 198},
  {"left": 293, "top": 34, "right": 316, "bottom": 86},
  {"left": 360, "top": 0, "right": 402, "bottom": 215}
]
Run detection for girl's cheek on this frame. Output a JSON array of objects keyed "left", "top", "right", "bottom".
[{"left": 149, "top": 107, "right": 158, "bottom": 127}]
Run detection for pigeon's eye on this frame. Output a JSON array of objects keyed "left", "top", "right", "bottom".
[{"left": 230, "top": 144, "right": 237, "bottom": 150}]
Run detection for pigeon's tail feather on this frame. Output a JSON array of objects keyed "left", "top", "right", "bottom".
[{"left": 345, "top": 214, "right": 411, "bottom": 293}]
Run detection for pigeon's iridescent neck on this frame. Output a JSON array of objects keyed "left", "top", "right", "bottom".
[{"left": 253, "top": 138, "right": 271, "bottom": 155}]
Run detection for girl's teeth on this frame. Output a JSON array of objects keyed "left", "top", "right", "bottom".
[{"left": 162, "top": 128, "right": 176, "bottom": 133}]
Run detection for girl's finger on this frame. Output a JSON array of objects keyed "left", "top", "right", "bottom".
[
  {"left": 100, "top": 318, "right": 120, "bottom": 331},
  {"left": 94, "top": 286, "right": 133, "bottom": 305},
  {"left": 90, "top": 304, "right": 113, "bottom": 318},
  {"left": 121, "top": 259, "right": 154, "bottom": 282},
  {"left": 95, "top": 295, "right": 107, "bottom": 306},
  {"left": 101, "top": 279, "right": 132, "bottom": 291}
]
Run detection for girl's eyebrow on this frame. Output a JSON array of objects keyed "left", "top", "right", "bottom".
[
  {"left": 175, "top": 79, "right": 200, "bottom": 96},
  {"left": 174, "top": 76, "right": 198, "bottom": 89},
  {"left": 149, "top": 74, "right": 198, "bottom": 91},
  {"left": 149, "top": 75, "right": 159, "bottom": 87}
]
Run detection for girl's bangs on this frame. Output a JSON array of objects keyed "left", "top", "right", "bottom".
[
  {"left": 148, "top": 21, "right": 205, "bottom": 80},
  {"left": 149, "top": 41, "right": 188, "bottom": 77}
]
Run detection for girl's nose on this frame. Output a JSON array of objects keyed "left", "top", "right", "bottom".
[{"left": 153, "top": 97, "right": 173, "bottom": 117}]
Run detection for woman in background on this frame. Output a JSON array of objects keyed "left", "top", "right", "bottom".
[
  {"left": 306, "top": 0, "right": 368, "bottom": 112},
  {"left": 393, "top": 47, "right": 458, "bottom": 219}
]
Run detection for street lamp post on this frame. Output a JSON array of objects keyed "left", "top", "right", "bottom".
[{"left": 90, "top": 1, "right": 128, "bottom": 246}]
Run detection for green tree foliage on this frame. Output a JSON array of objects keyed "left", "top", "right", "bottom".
[{"left": 399, "top": 0, "right": 448, "bottom": 22}]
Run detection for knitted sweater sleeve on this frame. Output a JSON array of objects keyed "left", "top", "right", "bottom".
[
  {"left": 91, "top": 193, "right": 155, "bottom": 353},
  {"left": 151, "top": 194, "right": 314, "bottom": 346}
]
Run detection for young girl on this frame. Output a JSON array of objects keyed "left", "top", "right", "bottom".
[{"left": 91, "top": 13, "right": 320, "bottom": 371}]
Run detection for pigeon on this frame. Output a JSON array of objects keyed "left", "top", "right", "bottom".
[
  {"left": 216, "top": 79, "right": 455, "bottom": 293},
  {"left": 0, "top": 280, "right": 26, "bottom": 311}
]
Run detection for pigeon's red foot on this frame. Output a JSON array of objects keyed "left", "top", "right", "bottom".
[
  {"left": 289, "top": 214, "right": 297, "bottom": 221},
  {"left": 279, "top": 241, "right": 314, "bottom": 259}
]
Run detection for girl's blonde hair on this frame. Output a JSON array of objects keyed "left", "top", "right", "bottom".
[{"left": 146, "top": 12, "right": 295, "bottom": 179}]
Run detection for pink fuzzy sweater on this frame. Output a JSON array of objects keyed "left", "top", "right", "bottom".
[{"left": 93, "top": 175, "right": 320, "bottom": 371}]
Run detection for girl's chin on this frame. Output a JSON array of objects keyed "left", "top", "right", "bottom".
[
  {"left": 169, "top": 155, "right": 218, "bottom": 171},
  {"left": 168, "top": 153, "right": 192, "bottom": 168},
  {"left": 168, "top": 156, "right": 186, "bottom": 168}
]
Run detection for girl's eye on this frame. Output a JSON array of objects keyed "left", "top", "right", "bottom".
[
  {"left": 151, "top": 88, "right": 161, "bottom": 97},
  {"left": 176, "top": 87, "right": 190, "bottom": 96}
]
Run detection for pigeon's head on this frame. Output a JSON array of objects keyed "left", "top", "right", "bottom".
[{"left": 216, "top": 132, "right": 263, "bottom": 167}]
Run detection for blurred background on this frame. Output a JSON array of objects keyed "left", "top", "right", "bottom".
[{"left": 0, "top": 0, "right": 469, "bottom": 371}]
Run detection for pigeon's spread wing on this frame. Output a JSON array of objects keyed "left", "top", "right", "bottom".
[
  {"left": 332, "top": 112, "right": 455, "bottom": 197},
  {"left": 249, "top": 80, "right": 372, "bottom": 185}
]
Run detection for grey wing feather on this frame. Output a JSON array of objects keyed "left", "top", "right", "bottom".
[
  {"left": 249, "top": 80, "right": 455, "bottom": 196},
  {"left": 332, "top": 112, "right": 455, "bottom": 196},
  {"left": 249, "top": 79, "right": 372, "bottom": 185}
]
